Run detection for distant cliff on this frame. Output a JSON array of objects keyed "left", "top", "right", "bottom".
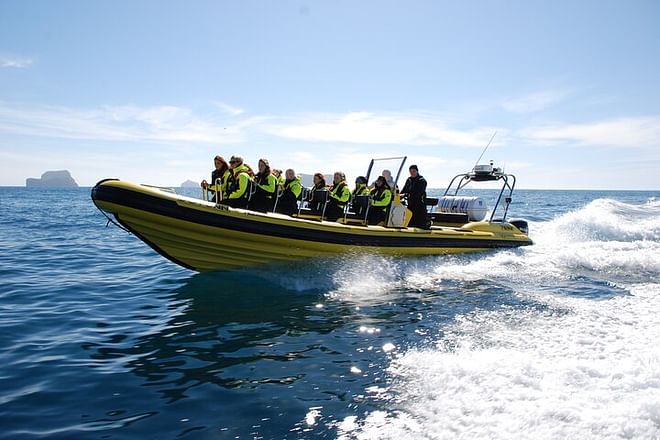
[
  {"left": 26, "top": 170, "right": 79, "bottom": 188},
  {"left": 180, "top": 179, "right": 198, "bottom": 188}
]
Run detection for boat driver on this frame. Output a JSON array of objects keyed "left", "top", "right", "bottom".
[{"left": 400, "top": 164, "right": 428, "bottom": 228}]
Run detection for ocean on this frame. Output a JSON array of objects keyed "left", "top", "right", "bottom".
[{"left": 0, "top": 187, "right": 659, "bottom": 439}]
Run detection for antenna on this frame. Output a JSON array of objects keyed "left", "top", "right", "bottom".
[{"left": 474, "top": 131, "right": 497, "bottom": 167}]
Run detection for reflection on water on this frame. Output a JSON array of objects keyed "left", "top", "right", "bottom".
[
  {"left": 76, "top": 264, "right": 553, "bottom": 438},
  {"left": 88, "top": 272, "right": 353, "bottom": 397},
  {"left": 78, "top": 270, "right": 386, "bottom": 437}
]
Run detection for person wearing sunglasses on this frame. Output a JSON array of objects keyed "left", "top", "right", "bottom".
[{"left": 220, "top": 156, "right": 252, "bottom": 209}]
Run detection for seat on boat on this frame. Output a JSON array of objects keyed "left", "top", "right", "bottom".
[
  {"left": 428, "top": 212, "right": 470, "bottom": 225},
  {"left": 424, "top": 197, "right": 439, "bottom": 207}
]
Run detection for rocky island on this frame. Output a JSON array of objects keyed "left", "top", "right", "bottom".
[
  {"left": 180, "top": 179, "right": 198, "bottom": 188},
  {"left": 26, "top": 170, "right": 79, "bottom": 188}
]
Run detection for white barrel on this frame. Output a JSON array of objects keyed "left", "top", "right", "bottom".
[{"left": 435, "top": 196, "right": 488, "bottom": 221}]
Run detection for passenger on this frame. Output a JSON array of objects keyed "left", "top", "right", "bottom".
[
  {"left": 308, "top": 172, "right": 327, "bottom": 211},
  {"left": 351, "top": 176, "right": 370, "bottom": 216},
  {"left": 367, "top": 176, "right": 393, "bottom": 225},
  {"left": 325, "top": 171, "right": 351, "bottom": 221},
  {"left": 400, "top": 164, "right": 428, "bottom": 228},
  {"left": 220, "top": 155, "right": 251, "bottom": 209},
  {"left": 250, "top": 158, "right": 277, "bottom": 212},
  {"left": 276, "top": 169, "right": 303, "bottom": 216},
  {"left": 382, "top": 169, "right": 395, "bottom": 189},
  {"left": 369, "top": 169, "right": 395, "bottom": 190},
  {"left": 352, "top": 176, "right": 369, "bottom": 197},
  {"left": 200, "top": 155, "right": 230, "bottom": 202},
  {"left": 243, "top": 162, "right": 256, "bottom": 178},
  {"left": 272, "top": 169, "right": 285, "bottom": 187}
]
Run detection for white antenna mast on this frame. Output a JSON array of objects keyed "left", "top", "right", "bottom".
[{"left": 474, "top": 131, "right": 497, "bottom": 168}]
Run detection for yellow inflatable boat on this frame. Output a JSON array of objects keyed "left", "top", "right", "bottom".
[{"left": 91, "top": 159, "right": 532, "bottom": 271}]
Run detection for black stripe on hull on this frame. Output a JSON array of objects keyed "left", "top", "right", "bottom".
[{"left": 92, "top": 183, "right": 530, "bottom": 249}]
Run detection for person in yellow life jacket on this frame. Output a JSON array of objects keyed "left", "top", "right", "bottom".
[
  {"left": 325, "top": 171, "right": 351, "bottom": 221},
  {"left": 220, "top": 155, "right": 251, "bottom": 209},
  {"left": 250, "top": 158, "right": 277, "bottom": 212},
  {"left": 276, "top": 169, "right": 303, "bottom": 216},
  {"left": 351, "top": 175, "right": 370, "bottom": 216},
  {"left": 200, "top": 155, "right": 230, "bottom": 202},
  {"left": 367, "top": 176, "right": 393, "bottom": 225},
  {"left": 272, "top": 169, "right": 285, "bottom": 188}
]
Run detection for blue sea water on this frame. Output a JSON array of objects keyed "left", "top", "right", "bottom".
[{"left": 1, "top": 187, "right": 659, "bottom": 439}]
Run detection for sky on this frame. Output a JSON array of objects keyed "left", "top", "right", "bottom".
[{"left": 1, "top": 0, "right": 659, "bottom": 190}]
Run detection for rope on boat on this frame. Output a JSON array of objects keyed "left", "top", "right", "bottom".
[{"left": 96, "top": 205, "right": 131, "bottom": 234}]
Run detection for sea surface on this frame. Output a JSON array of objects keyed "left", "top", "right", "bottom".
[{"left": 1, "top": 187, "right": 659, "bottom": 439}]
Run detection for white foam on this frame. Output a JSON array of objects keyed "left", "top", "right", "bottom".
[
  {"left": 327, "top": 255, "right": 405, "bottom": 305},
  {"left": 421, "top": 199, "right": 660, "bottom": 287},
  {"left": 341, "top": 284, "right": 660, "bottom": 439},
  {"left": 337, "top": 198, "right": 660, "bottom": 439},
  {"left": 539, "top": 198, "right": 660, "bottom": 243}
]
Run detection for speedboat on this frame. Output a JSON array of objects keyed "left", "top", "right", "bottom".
[{"left": 91, "top": 156, "right": 532, "bottom": 271}]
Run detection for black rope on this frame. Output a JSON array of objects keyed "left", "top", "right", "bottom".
[{"left": 96, "top": 206, "right": 131, "bottom": 234}]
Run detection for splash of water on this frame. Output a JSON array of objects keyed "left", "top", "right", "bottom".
[{"left": 336, "top": 198, "right": 660, "bottom": 439}]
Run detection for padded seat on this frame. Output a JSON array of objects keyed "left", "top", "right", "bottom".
[
  {"left": 424, "top": 197, "right": 439, "bottom": 207},
  {"left": 429, "top": 212, "right": 469, "bottom": 224}
]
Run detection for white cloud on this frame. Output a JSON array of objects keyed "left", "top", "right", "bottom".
[
  {"left": 278, "top": 149, "right": 458, "bottom": 188},
  {"left": 266, "top": 112, "right": 499, "bottom": 147},
  {"left": 502, "top": 89, "right": 570, "bottom": 113},
  {"left": 0, "top": 103, "right": 248, "bottom": 144},
  {"left": 519, "top": 116, "right": 660, "bottom": 148},
  {"left": 0, "top": 55, "right": 35, "bottom": 68},
  {"left": 213, "top": 102, "right": 245, "bottom": 116},
  {"left": 2, "top": 100, "right": 659, "bottom": 188},
  {"left": 0, "top": 103, "right": 504, "bottom": 149}
]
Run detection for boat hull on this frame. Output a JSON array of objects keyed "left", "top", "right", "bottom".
[{"left": 91, "top": 179, "right": 532, "bottom": 271}]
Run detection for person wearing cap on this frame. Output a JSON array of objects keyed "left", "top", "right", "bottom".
[
  {"left": 400, "top": 164, "right": 428, "bottom": 228},
  {"left": 220, "top": 155, "right": 252, "bottom": 209},
  {"left": 250, "top": 158, "right": 278, "bottom": 212},
  {"left": 367, "top": 175, "right": 393, "bottom": 225},
  {"left": 351, "top": 176, "right": 370, "bottom": 216},
  {"left": 200, "top": 155, "right": 230, "bottom": 202},
  {"left": 275, "top": 169, "right": 303, "bottom": 216},
  {"left": 352, "top": 176, "right": 369, "bottom": 197},
  {"left": 325, "top": 171, "right": 351, "bottom": 221}
]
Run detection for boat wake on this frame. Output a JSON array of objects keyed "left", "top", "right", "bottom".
[{"left": 329, "top": 198, "right": 660, "bottom": 439}]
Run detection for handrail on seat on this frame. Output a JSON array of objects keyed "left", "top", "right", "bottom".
[
  {"left": 318, "top": 190, "right": 330, "bottom": 220},
  {"left": 350, "top": 194, "right": 370, "bottom": 225},
  {"left": 246, "top": 179, "right": 257, "bottom": 202},
  {"left": 297, "top": 187, "right": 312, "bottom": 216},
  {"left": 272, "top": 183, "right": 285, "bottom": 213}
]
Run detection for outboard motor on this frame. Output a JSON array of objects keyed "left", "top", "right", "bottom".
[
  {"left": 508, "top": 218, "right": 529, "bottom": 235},
  {"left": 435, "top": 196, "right": 488, "bottom": 221}
]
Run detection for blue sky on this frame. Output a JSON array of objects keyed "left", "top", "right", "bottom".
[{"left": 1, "top": 0, "right": 659, "bottom": 189}]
